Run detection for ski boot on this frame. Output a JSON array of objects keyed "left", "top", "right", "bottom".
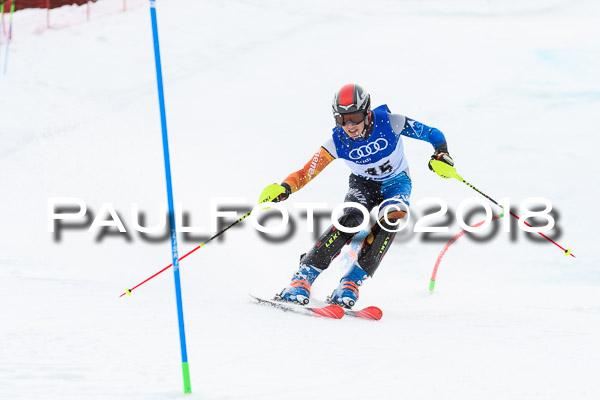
[
  {"left": 275, "top": 264, "right": 321, "bottom": 305},
  {"left": 327, "top": 264, "right": 369, "bottom": 309}
]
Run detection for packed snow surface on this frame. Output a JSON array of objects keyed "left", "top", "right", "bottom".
[{"left": 1, "top": 0, "right": 599, "bottom": 399}]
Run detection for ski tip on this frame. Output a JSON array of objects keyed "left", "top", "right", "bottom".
[
  {"left": 353, "top": 306, "right": 383, "bottom": 321},
  {"left": 313, "top": 304, "right": 345, "bottom": 319}
]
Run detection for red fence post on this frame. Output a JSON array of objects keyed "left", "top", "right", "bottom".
[{"left": 1, "top": 0, "right": 5, "bottom": 38}]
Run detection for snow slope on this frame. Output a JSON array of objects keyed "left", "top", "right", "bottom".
[{"left": 1, "top": 0, "right": 599, "bottom": 399}]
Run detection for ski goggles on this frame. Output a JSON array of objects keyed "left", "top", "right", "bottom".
[{"left": 335, "top": 111, "right": 366, "bottom": 126}]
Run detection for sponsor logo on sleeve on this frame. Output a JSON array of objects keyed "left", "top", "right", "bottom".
[
  {"left": 307, "top": 152, "right": 320, "bottom": 179},
  {"left": 407, "top": 119, "right": 423, "bottom": 137}
]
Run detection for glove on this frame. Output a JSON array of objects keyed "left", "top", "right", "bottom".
[
  {"left": 258, "top": 183, "right": 291, "bottom": 204},
  {"left": 428, "top": 149, "right": 459, "bottom": 179},
  {"left": 428, "top": 150, "right": 454, "bottom": 172}
]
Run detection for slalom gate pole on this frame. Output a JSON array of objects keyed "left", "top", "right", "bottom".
[
  {"left": 429, "top": 214, "right": 502, "bottom": 292},
  {"left": 429, "top": 160, "right": 575, "bottom": 258},
  {"left": 120, "top": 211, "right": 252, "bottom": 297},
  {"left": 148, "top": 0, "right": 191, "bottom": 393},
  {"left": 3, "top": 0, "right": 14, "bottom": 75}
]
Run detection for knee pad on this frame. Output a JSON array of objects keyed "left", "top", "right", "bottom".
[
  {"left": 357, "top": 223, "right": 397, "bottom": 277},
  {"left": 300, "top": 215, "right": 360, "bottom": 271},
  {"left": 338, "top": 212, "right": 362, "bottom": 228},
  {"left": 377, "top": 200, "right": 408, "bottom": 222}
]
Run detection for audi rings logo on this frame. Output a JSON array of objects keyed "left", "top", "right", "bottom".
[{"left": 349, "top": 138, "right": 389, "bottom": 160}]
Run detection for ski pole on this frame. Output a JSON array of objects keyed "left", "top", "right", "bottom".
[
  {"left": 120, "top": 210, "right": 252, "bottom": 297},
  {"left": 429, "top": 160, "right": 575, "bottom": 258}
]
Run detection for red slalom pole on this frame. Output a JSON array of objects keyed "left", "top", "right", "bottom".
[{"left": 429, "top": 214, "right": 502, "bottom": 292}]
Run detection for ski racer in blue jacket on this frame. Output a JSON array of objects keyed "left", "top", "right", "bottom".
[{"left": 258, "top": 83, "right": 454, "bottom": 308}]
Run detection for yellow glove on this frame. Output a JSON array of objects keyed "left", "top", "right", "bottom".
[
  {"left": 428, "top": 159, "right": 462, "bottom": 180},
  {"left": 258, "top": 183, "right": 291, "bottom": 204}
]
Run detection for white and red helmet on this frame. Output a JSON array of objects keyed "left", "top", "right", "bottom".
[{"left": 332, "top": 83, "right": 371, "bottom": 117}]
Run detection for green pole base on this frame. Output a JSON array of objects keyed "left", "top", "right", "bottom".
[
  {"left": 182, "top": 362, "right": 191, "bottom": 394},
  {"left": 429, "top": 279, "right": 436, "bottom": 292}
]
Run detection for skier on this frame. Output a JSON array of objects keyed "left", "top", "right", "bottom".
[{"left": 258, "top": 83, "right": 454, "bottom": 308}]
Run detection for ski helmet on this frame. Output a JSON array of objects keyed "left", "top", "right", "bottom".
[{"left": 332, "top": 83, "right": 371, "bottom": 119}]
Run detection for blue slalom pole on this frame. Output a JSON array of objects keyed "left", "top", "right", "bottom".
[{"left": 148, "top": 0, "right": 191, "bottom": 393}]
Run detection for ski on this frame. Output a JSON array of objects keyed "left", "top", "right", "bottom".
[
  {"left": 343, "top": 306, "right": 383, "bottom": 321},
  {"left": 249, "top": 295, "right": 345, "bottom": 319},
  {"left": 311, "top": 298, "right": 383, "bottom": 321}
]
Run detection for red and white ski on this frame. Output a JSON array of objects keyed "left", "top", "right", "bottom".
[
  {"left": 343, "top": 306, "right": 383, "bottom": 321},
  {"left": 250, "top": 295, "right": 345, "bottom": 319},
  {"left": 312, "top": 298, "right": 383, "bottom": 321}
]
